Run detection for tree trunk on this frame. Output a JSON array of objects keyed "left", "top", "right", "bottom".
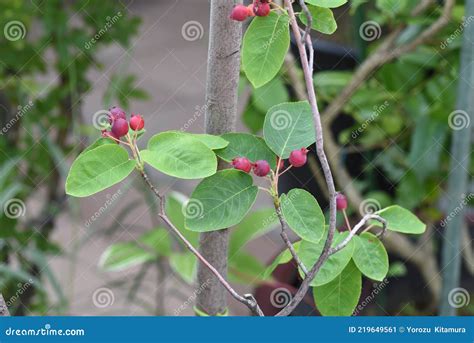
[
  {"left": 439, "top": 0, "right": 474, "bottom": 315},
  {"left": 0, "top": 293, "right": 10, "bottom": 316},
  {"left": 196, "top": 0, "right": 243, "bottom": 316}
]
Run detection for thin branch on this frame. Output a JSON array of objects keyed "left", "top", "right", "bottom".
[
  {"left": 139, "top": 169, "right": 264, "bottom": 316},
  {"left": 276, "top": 0, "right": 338, "bottom": 317},
  {"left": 331, "top": 214, "right": 387, "bottom": 255},
  {"left": 275, "top": 205, "right": 308, "bottom": 275},
  {"left": 298, "top": 0, "right": 312, "bottom": 44}
]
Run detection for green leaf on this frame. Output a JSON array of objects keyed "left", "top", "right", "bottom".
[
  {"left": 139, "top": 228, "right": 172, "bottom": 256},
  {"left": 352, "top": 232, "right": 388, "bottom": 281},
  {"left": 280, "top": 189, "right": 325, "bottom": 243},
  {"left": 299, "top": 231, "right": 354, "bottom": 286},
  {"left": 263, "top": 242, "right": 301, "bottom": 279},
  {"left": 299, "top": 5, "right": 337, "bottom": 35},
  {"left": 229, "top": 208, "right": 278, "bottom": 255},
  {"left": 376, "top": 0, "right": 409, "bottom": 16},
  {"left": 229, "top": 252, "right": 268, "bottom": 285},
  {"left": 263, "top": 101, "right": 316, "bottom": 158},
  {"left": 313, "top": 261, "right": 361, "bottom": 316},
  {"left": 185, "top": 170, "right": 258, "bottom": 232},
  {"left": 375, "top": 205, "right": 426, "bottom": 234},
  {"left": 170, "top": 131, "right": 229, "bottom": 150},
  {"left": 305, "top": 0, "right": 347, "bottom": 8},
  {"left": 253, "top": 77, "right": 289, "bottom": 113},
  {"left": 141, "top": 131, "right": 217, "bottom": 179},
  {"left": 81, "top": 137, "right": 115, "bottom": 155},
  {"left": 215, "top": 133, "right": 277, "bottom": 169},
  {"left": 242, "top": 12, "right": 290, "bottom": 88},
  {"left": 65, "top": 145, "right": 136, "bottom": 197},
  {"left": 169, "top": 252, "right": 197, "bottom": 284},
  {"left": 243, "top": 102, "right": 266, "bottom": 134},
  {"left": 99, "top": 242, "right": 155, "bottom": 272}
]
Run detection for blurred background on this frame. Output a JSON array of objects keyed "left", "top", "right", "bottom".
[{"left": 0, "top": 0, "right": 472, "bottom": 316}]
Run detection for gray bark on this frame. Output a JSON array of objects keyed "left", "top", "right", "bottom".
[
  {"left": 196, "top": 0, "right": 243, "bottom": 316},
  {"left": 0, "top": 293, "right": 10, "bottom": 316},
  {"left": 439, "top": 0, "right": 474, "bottom": 316}
]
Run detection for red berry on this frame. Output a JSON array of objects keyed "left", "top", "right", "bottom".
[
  {"left": 254, "top": 2, "right": 270, "bottom": 16},
  {"left": 230, "top": 5, "right": 249, "bottom": 21},
  {"left": 277, "top": 159, "right": 285, "bottom": 170},
  {"left": 336, "top": 193, "right": 348, "bottom": 211},
  {"left": 111, "top": 118, "right": 129, "bottom": 137},
  {"left": 253, "top": 160, "right": 271, "bottom": 177},
  {"left": 109, "top": 106, "right": 126, "bottom": 123},
  {"left": 130, "top": 114, "right": 145, "bottom": 131},
  {"left": 232, "top": 157, "right": 252, "bottom": 173},
  {"left": 289, "top": 148, "right": 308, "bottom": 168}
]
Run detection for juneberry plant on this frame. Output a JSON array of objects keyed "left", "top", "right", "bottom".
[{"left": 65, "top": 0, "right": 428, "bottom": 316}]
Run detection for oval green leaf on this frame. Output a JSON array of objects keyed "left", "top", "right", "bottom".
[
  {"left": 99, "top": 242, "right": 155, "bottom": 272},
  {"left": 65, "top": 145, "right": 136, "bottom": 197},
  {"left": 352, "top": 232, "right": 389, "bottom": 281},
  {"left": 280, "top": 189, "right": 325, "bottom": 243},
  {"left": 263, "top": 101, "right": 316, "bottom": 158},
  {"left": 305, "top": 0, "right": 348, "bottom": 8},
  {"left": 374, "top": 205, "right": 426, "bottom": 234},
  {"left": 242, "top": 12, "right": 290, "bottom": 88},
  {"left": 141, "top": 131, "right": 217, "bottom": 179},
  {"left": 253, "top": 76, "right": 290, "bottom": 113},
  {"left": 215, "top": 133, "right": 277, "bottom": 169},
  {"left": 185, "top": 170, "right": 258, "bottom": 232},
  {"left": 313, "top": 260, "right": 361, "bottom": 316},
  {"left": 299, "top": 231, "right": 354, "bottom": 286},
  {"left": 169, "top": 131, "right": 229, "bottom": 150},
  {"left": 299, "top": 5, "right": 337, "bottom": 35}
]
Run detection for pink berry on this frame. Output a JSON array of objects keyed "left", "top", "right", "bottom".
[
  {"left": 254, "top": 2, "right": 270, "bottom": 16},
  {"left": 108, "top": 106, "right": 126, "bottom": 123},
  {"left": 253, "top": 160, "right": 270, "bottom": 177},
  {"left": 232, "top": 157, "right": 252, "bottom": 173},
  {"left": 289, "top": 148, "right": 308, "bottom": 168},
  {"left": 336, "top": 193, "right": 348, "bottom": 211},
  {"left": 277, "top": 159, "right": 285, "bottom": 170},
  {"left": 111, "top": 118, "right": 129, "bottom": 137},
  {"left": 230, "top": 4, "right": 249, "bottom": 21},
  {"left": 130, "top": 114, "right": 145, "bottom": 131}
]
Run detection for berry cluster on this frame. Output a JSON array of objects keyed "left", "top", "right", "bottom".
[
  {"left": 101, "top": 106, "right": 145, "bottom": 143},
  {"left": 231, "top": 147, "right": 309, "bottom": 177},
  {"left": 230, "top": 0, "right": 271, "bottom": 22}
]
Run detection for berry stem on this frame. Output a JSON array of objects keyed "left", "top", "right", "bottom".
[
  {"left": 342, "top": 209, "right": 352, "bottom": 231},
  {"left": 278, "top": 165, "right": 293, "bottom": 177}
]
